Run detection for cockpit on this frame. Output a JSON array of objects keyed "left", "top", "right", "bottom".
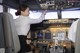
[{"left": 0, "top": 0, "right": 80, "bottom": 53}]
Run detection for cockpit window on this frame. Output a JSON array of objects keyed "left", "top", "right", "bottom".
[
  {"left": 8, "top": 8, "right": 80, "bottom": 19},
  {"left": 9, "top": 9, "right": 58, "bottom": 19},
  {"left": 0, "top": 5, "right": 3, "bottom": 12},
  {"left": 62, "top": 10, "right": 80, "bottom": 18},
  {"left": 29, "top": 10, "right": 58, "bottom": 19}
]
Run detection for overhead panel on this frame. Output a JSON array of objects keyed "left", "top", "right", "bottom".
[{"left": 38, "top": 0, "right": 80, "bottom": 10}]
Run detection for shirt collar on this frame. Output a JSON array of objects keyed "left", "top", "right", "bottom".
[{"left": 19, "top": 15, "right": 29, "bottom": 18}]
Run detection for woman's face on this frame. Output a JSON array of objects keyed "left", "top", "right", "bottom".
[{"left": 21, "top": 8, "right": 30, "bottom": 16}]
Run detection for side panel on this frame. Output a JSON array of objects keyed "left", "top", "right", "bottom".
[
  {"left": 0, "top": 0, "right": 3, "bottom": 3},
  {"left": 0, "top": 13, "right": 5, "bottom": 53}
]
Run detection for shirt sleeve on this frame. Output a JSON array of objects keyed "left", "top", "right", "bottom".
[{"left": 29, "top": 14, "right": 45, "bottom": 24}]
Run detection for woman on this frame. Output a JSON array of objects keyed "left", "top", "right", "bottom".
[{"left": 15, "top": 4, "right": 47, "bottom": 53}]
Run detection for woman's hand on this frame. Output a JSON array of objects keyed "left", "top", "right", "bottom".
[{"left": 42, "top": 10, "right": 47, "bottom": 15}]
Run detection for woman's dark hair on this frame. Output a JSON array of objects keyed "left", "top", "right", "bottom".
[{"left": 15, "top": 4, "right": 28, "bottom": 16}]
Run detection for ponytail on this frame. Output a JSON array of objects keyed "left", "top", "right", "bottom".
[{"left": 15, "top": 10, "right": 21, "bottom": 16}]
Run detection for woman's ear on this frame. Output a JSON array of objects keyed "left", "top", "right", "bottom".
[
  {"left": 21, "top": 11, "right": 23, "bottom": 13},
  {"left": 21, "top": 11, "right": 24, "bottom": 15}
]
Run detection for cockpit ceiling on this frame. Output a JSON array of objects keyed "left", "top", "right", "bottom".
[{"left": 2, "top": 0, "right": 80, "bottom": 10}]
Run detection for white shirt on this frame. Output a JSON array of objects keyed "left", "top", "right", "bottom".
[
  {"left": 15, "top": 14, "right": 45, "bottom": 36},
  {"left": 68, "top": 19, "right": 79, "bottom": 42}
]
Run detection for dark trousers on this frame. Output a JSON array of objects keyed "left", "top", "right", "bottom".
[{"left": 18, "top": 35, "right": 31, "bottom": 53}]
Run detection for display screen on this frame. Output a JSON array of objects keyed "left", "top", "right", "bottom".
[
  {"left": 45, "top": 34, "right": 51, "bottom": 39},
  {"left": 57, "top": 32, "right": 65, "bottom": 40},
  {"left": 45, "top": 32, "right": 51, "bottom": 39},
  {"left": 37, "top": 31, "right": 43, "bottom": 39}
]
